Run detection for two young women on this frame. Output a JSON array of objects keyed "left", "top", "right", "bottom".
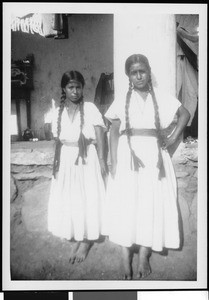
[{"left": 48, "top": 54, "right": 190, "bottom": 279}]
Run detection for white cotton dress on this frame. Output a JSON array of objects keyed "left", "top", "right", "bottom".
[
  {"left": 48, "top": 101, "right": 106, "bottom": 241},
  {"left": 104, "top": 88, "right": 182, "bottom": 252}
]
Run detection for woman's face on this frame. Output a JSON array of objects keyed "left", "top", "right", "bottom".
[
  {"left": 64, "top": 80, "right": 83, "bottom": 102},
  {"left": 129, "top": 62, "right": 150, "bottom": 91}
]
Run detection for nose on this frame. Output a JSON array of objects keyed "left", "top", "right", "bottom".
[{"left": 136, "top": 72, "right": 142, "bottom": 80}]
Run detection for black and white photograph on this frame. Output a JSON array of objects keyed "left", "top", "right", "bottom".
[{"left": 2, "top": 2, "right": 207, "bottom": 291}]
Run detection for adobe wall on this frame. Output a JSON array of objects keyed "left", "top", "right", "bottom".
[{"left": 11, "top": 14, "right": 113, "bottom": 139}]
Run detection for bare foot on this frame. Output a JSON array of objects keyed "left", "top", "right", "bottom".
[
  {"left": 75, "top": 241, "right": 92, "bottom": 263},
  {"left": 69, "top": 242, "right": 80, "bottom": 264},
  {"left": 122, "top": 246, "right": 133, "bottom": 280},
  {"left": 136, "top": 246, "right": 152, "bottom": 279}
]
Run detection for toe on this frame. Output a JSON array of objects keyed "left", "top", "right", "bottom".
[
  {"left": 136, "top": 272, "right": 142, "bottom": 279},
  {"left": 69, "top": 257, "right": 75, "bottom": 264},
  {"left": 139, "top": 269, "right": 151, "bottom": 279}
]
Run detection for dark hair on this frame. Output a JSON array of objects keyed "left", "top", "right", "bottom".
[
  {"left": 125, "top": 54, "right": 151, "bottom": 76},
  {"left": 57, "top": 70, "right": 85, "bottom": 138},
  {"left": 53, "top": 70, "right": 87, "bottom": 175},
  {"left": 125, "top": 54, "right": 165, "bottom": 178},
  {"left": 61, "top": 70, "right": 85, "bottom": 90}
]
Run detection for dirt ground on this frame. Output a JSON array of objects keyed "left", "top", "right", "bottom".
[{"left": 10, "top": 177, "right": 197, "bottom": 282}]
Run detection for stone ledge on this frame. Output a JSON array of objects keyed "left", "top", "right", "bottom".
[
  {"left": 11, "top": 141, "right": 198, "bottom": 165},
  {"left": 11, "top": 141, "right": 55, "bottom": 165},
  {"left": 11, "top": 141, "right": 55, "bottom": 150}
]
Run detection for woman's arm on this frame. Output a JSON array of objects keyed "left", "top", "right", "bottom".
[
  {"left": 94, "top": 125, "right": 108, "bottom": 177},
  {"left": 163, "top": 105, "right": 190, "bottom": 149},
  {"left": 109, "top": 119, "right": 121, "bottom": 178}
]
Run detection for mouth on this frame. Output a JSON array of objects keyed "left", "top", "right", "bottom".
[
  {"left": 136, "top": 81, "right": 144, "bottom": 85},
  {"left": 135, "top": 82, "right": 144, "bottom": 87}
]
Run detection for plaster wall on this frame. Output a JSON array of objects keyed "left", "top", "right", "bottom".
[{"left": 114, "top": 14, "right": 176, "bottom": 99}]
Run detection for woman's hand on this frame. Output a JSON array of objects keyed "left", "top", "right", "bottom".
[
  {"left": 108, "top": 162, "right": 117, "bottom": 179},
  {"left": 109, "top": 119, "right": 120, "bottom": 179},
  {"left": 99, "top": 158, "right": 108, "bottom": 177},
  {"left": 162, "top": 135, "right": 178, "bottom": 150},
  {"left": 54, "top": 171, "right": 59, "bottom": 180},
  {"left": 94, "top": 125, "right": 109, "bottom": 178},
  {"left": 162, "top": 105, "right": 190, "bottom": 150}
]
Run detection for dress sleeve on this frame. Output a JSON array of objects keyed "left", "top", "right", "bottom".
[
  {"left": 157, "top": 90, "right": 182, "bottom": 128},
  {"left": 51, "top": 107, "right": 59, "bottom": 138},
  {"left": 104, "top": 100, "right": 121, "bottom": 122},
  {"left": 85, "top": 102, "right": 106, "bottom": 128}
]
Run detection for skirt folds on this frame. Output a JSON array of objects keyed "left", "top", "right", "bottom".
[
  {"left": 48, "top": 144, "right": 106, "bottom": 241},
  {"left": 103, "top": 135, "right": 180, "bottom": 251}
]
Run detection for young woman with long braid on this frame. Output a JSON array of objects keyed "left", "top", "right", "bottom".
[
  {"left": 104, "top": 54, "right": 190, "bottom": 279},
  {"left": 48, "top": 70, "right": 107, "bottom": 263}
]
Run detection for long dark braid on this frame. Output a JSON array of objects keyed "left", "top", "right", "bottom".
[
  {"left": 75, "top": 96, "right": 88, "bottom": 165},
  {"left": 124, "top": 54, "right": 165, "bottom": 177},
  {"left": 149, "top": 77, "right": 165, "bottom": 178},
  {"left": 57, "top": 91, "right": 66, "bottom": 138},
  {"left": 53, "top": 70, "right": 87, "bottom": 176},
  {"left": 125, "top": 79, "right": 145, "bottom": 171},
  {"left": 52, "top": 91, "right": 65, "bottom": 177},
  {"left": 79, "top": 96, "right": 84, "bottom": 133}
]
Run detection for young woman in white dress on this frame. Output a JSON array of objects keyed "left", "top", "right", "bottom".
[
  {"left": 48, "top": 70, "right": 107, "bottom": 263},
  {"left": 104, "top": 54, "right": 190, "bottom": 279}
]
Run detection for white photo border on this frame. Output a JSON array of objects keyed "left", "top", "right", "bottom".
[{"left": 3, "top": 2, "right": 207, "bottom": 291}]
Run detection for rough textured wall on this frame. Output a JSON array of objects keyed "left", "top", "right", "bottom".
[{"left": 11, "top": 14, "right": 113, "bottom": 139}]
